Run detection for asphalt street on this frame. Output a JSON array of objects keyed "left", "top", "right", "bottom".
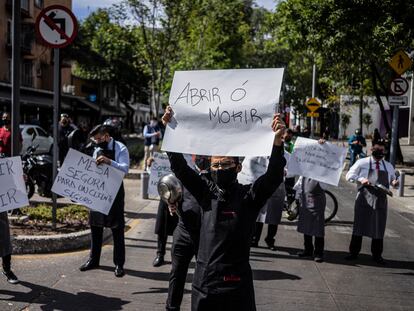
[{"left": 1, "top": 176, "right": 414, "bottom": 311}]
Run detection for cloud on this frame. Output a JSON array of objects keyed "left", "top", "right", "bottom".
[{"left": 72, "top": 0, "right": 120, "bottom": 9}]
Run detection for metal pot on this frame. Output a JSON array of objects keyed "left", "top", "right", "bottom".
[{"left": 157, "top": 174, "right": 183, "bottom": 204}]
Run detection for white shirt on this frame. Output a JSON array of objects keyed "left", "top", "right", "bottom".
[
  {"left": 93, "top": 138, "right": 130, "bottom": 174},
  {"left": 346, "top": 156, "right": 396, "bottom": 185}
]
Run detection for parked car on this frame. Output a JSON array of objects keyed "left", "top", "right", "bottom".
[{"left": 20, "top": 125, "right": 53, "bottom": 155}]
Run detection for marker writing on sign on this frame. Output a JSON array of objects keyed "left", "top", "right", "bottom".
[{"left": 174, "top": 83, "right": 222, "bottom": 106}]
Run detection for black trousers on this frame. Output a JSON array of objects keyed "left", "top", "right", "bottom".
[
  {"left": 157, "top": 234, "right": 168, "bottom": 256},
  {"left": 2, "top": 254, "right": 11, "bottom": 271},
  {"left": 252, "top": 222, "right": 278, "bottom": 244},
  {"left": 304, "top": 234, "right": 324, "bottom": 256},
  {"left": 349, "top": 234, "right": 383, "bottom": 258},
  {"left": 166, "top": 226, "right": 198, "bottom": 311},
  {"left": 90, "top": 225, "right": 125, "bottom": 267}
]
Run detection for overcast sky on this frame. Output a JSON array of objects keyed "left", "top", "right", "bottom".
[{"left": 72, "top": 0, "right": 277, "bottom": 20}]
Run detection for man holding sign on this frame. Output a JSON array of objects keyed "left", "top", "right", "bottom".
[
  {"left": 78, "top": 125, "right": 129, "bottom": 277},
  {"left": 162, "top": 104, "right": 286, "bottom": 311}
]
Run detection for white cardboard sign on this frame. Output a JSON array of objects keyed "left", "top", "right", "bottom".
[
  {"left": 148, "top": 152, "right": 194, "bottom": 196},
  {"left": 162, "top": 68, "right": 284, "bottom": 156},
  {"left": 238, "top": 153, "right": 290, "bottom": 185},
  {"left": 287, "top": 137, "right": 347, "bottom": 186},
  {"left": 0, "top": 157, "right": 29, "bottom": 212},
  {"left": 148, "top": 152, "right": 172, "bottom": 196},
  {"left": 51, "top": 149, "right": 125, "bottom": 215}
]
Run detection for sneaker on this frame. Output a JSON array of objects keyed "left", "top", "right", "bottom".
[{"left": 3, "top": 270, "right": 19, "bottom": 284}]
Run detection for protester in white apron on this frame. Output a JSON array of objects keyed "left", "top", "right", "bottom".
[
  {"left": 294, "top": 139, "right": 328, "bottom": 262},
  {"left": 345, "top": 139, "right": 398, "bottom": 264},
  {"left": 251, "top": 183, "right": 285, "bottom": 250}
]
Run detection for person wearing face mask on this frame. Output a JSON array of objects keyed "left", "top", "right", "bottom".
[
  {"left": 348, "top": 128, "right": 367, "bottom": 166},
  {"left": 58, "top": 113, "right": 77, "bottom": 165},
  {"left": 345, "top": 139, "right": 399, "bottom": 264},
  {"left": 162, "top": 106, "right": 286, "bottom": 311},
  {"left": 143, "top": 117, "right": 162, "bottom": 170},
  {"left": 79, "top": 125, "right": 130, "bottom": 277}
]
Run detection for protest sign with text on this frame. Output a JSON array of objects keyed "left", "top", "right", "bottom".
[
  {"left": 51, "top": 149, "right": 125, "bottom": 215},
  {"left": 0, "top": 157, "right": 29, "bottom": 212},
  {"left": 162, "top": 68, "right": 284, "bottom": 156},
  {"left": 239, "top": 153, "right": 290, "bottom": 185},
  {"left": 287, "top": 137, "right": 347, "bottom": 186},
  {"left": 148, "top": 152, "right": 194, "bottom": 196},
  {"left": 148, "top": 152, "right": 172, "bottom": 196}
]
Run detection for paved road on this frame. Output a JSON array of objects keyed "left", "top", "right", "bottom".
[{"left": 1, "top": 177, "right": 414, "bottom": 311}]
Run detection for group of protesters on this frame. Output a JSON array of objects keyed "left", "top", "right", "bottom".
[{"left": 0, "top": 101, "right": 399, "bottom": 311}]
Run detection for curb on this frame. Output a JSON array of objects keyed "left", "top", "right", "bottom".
[{"left": 11, "top": 228, "right": 112, "bottom": 255}]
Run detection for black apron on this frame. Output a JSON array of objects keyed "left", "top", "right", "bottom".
[
  {"left": 297, "top": 178, "right": 326, "bottom": 237},
  {"left": 89, "top": 140, "right": 125, "bottom": 229},
  {"left": 0, "top": 212, "right": 12, "bottom": 257},
  {"left": 192, "top": 183, "right": 258, "bottom": 311},
  {"left": 154, "top": 200, "right": 178, "bottom": 236},
  {"left": 353, "top": 158, "right": 389, "bottom": 239}
]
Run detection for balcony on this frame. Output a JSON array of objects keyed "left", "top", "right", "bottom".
[
  {"left": 5, "top": 0, "right": 31, "bottom": 17},
  {"left": 6, "top": 23, "right": 34, "bottom": 55}
]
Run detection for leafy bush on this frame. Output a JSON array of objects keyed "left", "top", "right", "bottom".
[
  {"left": 21, "top": 204, "right": 89, "bottom": 223},
  {"left": 128, "top": 142, "right": 145, "bottom": 165}
]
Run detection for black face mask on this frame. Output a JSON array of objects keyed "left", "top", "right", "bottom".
[
  {"left": 97, "top": 141, "right": 108, "bottom": 150},
  {"left": 211, "top": 168, "right": 237, "bottom": 188},
  {"left": 372, "top": 149, "right": 385, "bottom": 160},
  {"left": 2, "top": 120, "right": 10, "bottom": 125}
]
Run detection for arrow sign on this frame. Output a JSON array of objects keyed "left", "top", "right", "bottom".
[{"left": 35, "top": 5, "right": 78, "bottom": 49}]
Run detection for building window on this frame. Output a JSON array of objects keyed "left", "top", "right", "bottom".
[
  {"left": 7, "top": 20, "right": 11, "bottom": 45},
  {"left": 35, "top": 0, "right": 43, "bottom": 8},
  {"left": 7, "top": 59, "right": 12, "bottom": 82},
  {"left": 22, "top": 61, "right": 33, "bottom": 87},
  {"left": 21, "top": 0, "right": 30, "bottom": 12}
]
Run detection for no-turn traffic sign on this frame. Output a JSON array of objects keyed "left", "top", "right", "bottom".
[
  {"left": 35, "top": 5, "right": 78, "bottom": 49},
  {"left": 389, "top": 77, "right": 409, "bottom": 96}
]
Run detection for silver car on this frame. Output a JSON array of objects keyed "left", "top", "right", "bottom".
[{"left": 20, "top": 124, "right": 53, "bottom": 155}]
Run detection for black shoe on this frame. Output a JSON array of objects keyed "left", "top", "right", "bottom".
[
  {"left": 297, "top": 250, "right": 313, "bottom": 258},
  {"left": 114, "top": 266, "right": 125, "bottom": 277},
  {"left": 373, "top": 256, "right": 386, "bottom": 265},
  {"left": 314, "top": 255, "right": 324, "bottom": 263},
  {"left": 79, "top": 258, "right": 99, "bottom": 272},
  {"left": 264, "top": 238, "right": 277, "bottom": 251},
  {"left": 152, "top": 255, "right": 164, "bottom": 267},
  {"left": 345, "top": 254, "right": 358, "bottom": 261},
  {"left": 3, "top": 270, "right": 19, "bottom": 284}
]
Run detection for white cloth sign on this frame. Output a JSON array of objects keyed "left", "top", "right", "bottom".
[
  {"left": 287, "top": 137, "right": 347, "bottom": 186},
  {"left": 0, "top": 157, "right": 29, "bottom": 212},
  {"left": 51, "top": 149, "right": 125, "bottom": 215},
  {"left": 148, "top": 152, "right": 194, "bottom": 196},
  {"left": 162, "top": 68, "right": 284, "bottom": 156},
  {"left": 239, "top": 153, "right": 290, "bottom": 185}
]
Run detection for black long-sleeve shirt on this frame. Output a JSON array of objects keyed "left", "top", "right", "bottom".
[{"left": 168, "top": 145, "right": 285, "bottom": 272}]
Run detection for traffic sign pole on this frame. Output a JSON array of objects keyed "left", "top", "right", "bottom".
[
  {"left": 35, "top": 5, "right": 77, "bottom": 229},
  {"left": 51, "top": 48, "right": 60, "bottom": 229},
  {"left": 11, "top": 0, "right": 21, "bottom": 157},
  {"left": 311, "top": 64, "right": 316, "bottom": 138},
  {"left": 390, "top": 105, "right": 399, "bottom": 166}
]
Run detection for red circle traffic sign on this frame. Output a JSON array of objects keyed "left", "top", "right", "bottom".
[
  {"left": 35, "top": 5, "right": 78, "bottom": 49},
  {"left": 389, "top": 77, "right": 409, "bottom": 96}
]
